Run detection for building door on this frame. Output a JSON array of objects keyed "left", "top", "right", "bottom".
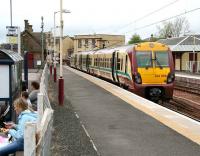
[
  {"left": 172, "top": 53, "right": 176, "bottom": 69},
  {"left": 189, "top": 52, "right": 197, "bottom": 72},
  {"left": 27, "top": 52, "right": 34, "bottom": 69}
]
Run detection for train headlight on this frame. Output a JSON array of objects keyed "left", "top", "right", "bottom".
[
  {"left": 167, "top": 72, "right": 175, "bottom": 83},
  {"left": 134, "top": 73, "right": 142, "bottom": 84}
]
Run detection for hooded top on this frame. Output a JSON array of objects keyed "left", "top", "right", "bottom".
[{"left": 9, "top": 110, "right": 38, "bottom": 139}]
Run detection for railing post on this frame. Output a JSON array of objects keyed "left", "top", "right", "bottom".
[
  {"left": 24, "top": 122, "right": 36, "bottom": 156},
  {"left": 45, "top": 66, "right": 49, "bottom": 90},
  {"left": 37, "top": 93, "right": 44, "bottom": 130}
]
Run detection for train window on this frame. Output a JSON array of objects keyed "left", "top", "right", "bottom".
[
  {"left": 98, "top": 58, "right": 99, "bottom": 66},
  {"left": 136, "top": 52, "right": 152, "bottom": 67},
  {"left": 155, "top": 52, "right": 169, "bottom": 67}
]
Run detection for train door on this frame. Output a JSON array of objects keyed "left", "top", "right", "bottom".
[
  {"left": 116, "top": 52, "right": 120, "bottom": 83},
  {"left": 111, "top": 51, "right": 119, "bottom": 83},
  {"left": 79, "top": 54, "right": 82, "bottom": 70},
  {"left": 111, "top": 51, "right": 116, "bottom": 81},
  {"left": 86, "top": 54, "right": 89, "bottom": 72}
]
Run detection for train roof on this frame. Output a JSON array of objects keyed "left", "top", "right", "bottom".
[
  {"left": 94, "top": 44, "right": 135, "bottom": 54},
  {"left": 74, "top": 42, "right": 169, "bottom": 55}
]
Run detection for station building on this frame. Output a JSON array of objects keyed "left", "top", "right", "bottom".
[
  {"left": 158, "top": 35, "right": 200, "bottom": 73},
  {"left": 21, "top": 20, "right": 46, "bottom": 69},
  {"left": 73, "top": 34, "right": 125, "bottom": 53},
  {"left": 45, "top": 32, "right": 74, "bottom": 64}
]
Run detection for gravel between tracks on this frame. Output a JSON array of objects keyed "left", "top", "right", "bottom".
[{"left": 49, "top": 78, "right": 98, "bottom": 156}]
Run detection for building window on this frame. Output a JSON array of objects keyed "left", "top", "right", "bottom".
[
  {"left": 78, "top": 39, "right": 82, "bottom": 48},
  {"left": 92, "top": 39, "right": 95, "bottom": 48},
  {"left": 85, "top": 39, "right": 88, "bottom": 47}
]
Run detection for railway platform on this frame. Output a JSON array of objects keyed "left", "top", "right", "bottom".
[
  {"left": 175, "top": 72, "right": 200, "bottom": 95},
  {"left": 52, "top": 66, "right": 200, "bottom": 156},
  {"left": 175, "top": 72, "right": 200, "bottom": 83}
]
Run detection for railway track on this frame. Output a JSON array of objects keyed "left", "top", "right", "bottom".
[
  {"left": 175, "top": 80, "right": 200, "bottom": 95},
  {"left": 160, "top": 78, "right": 200, "bottom": 121},
  {"left": 162, "top": 96, "right": 200, "bottom": 122}
]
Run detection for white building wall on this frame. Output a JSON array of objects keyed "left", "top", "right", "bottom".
[{"left": 181, "top": 53, "right": 189, "bottom": 71}]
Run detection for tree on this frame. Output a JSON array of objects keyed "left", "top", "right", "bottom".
[
  {"left": 157, "top": 17, "right": 190, "bottom": 38},
  {"left": 128, "top": 34, "right": 142, "bottom": 44},
  {"left": 157, "top": 21, "right": 174, "bottom": 38},
  {"left": 173, "top": 17, "right": 190, "bottom": 37}
]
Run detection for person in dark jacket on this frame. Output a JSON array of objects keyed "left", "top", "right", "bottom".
[{"left": 29, "top": 81, "right": 40, "bottom": 111}]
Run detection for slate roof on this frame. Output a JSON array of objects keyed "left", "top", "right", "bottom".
[
  {"left": 0, "top": 49, "right": 23, "bottom": 64},
  {"left": 157, "top": 35, "right": 200, "bottom": 52}
]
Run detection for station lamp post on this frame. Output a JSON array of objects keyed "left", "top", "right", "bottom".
[
  {"left": 58, "top": 0, "right": 71, "bottom": 105},
  {"left": 53, "top": 9, "right": 70, "bottom": 83}
]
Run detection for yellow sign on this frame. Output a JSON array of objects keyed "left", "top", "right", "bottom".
[{"left": 7, "top": 36, "right": 18, "bottom": 44}]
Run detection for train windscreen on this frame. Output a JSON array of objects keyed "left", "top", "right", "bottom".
[
  {"left": 136, "top": 51, "right": 152, "bottom": 67},
  {"left": 154, "top": 52, "right": 169, "bottom": 67}
]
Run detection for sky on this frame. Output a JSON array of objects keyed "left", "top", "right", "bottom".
[{"left": 0, "top": 0, "right": 200, "bottom": 43}]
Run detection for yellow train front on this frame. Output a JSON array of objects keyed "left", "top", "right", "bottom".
[
  {"left": 70, "top": 42, "right": 175, "bottom": 102},
  {"left": 128, "top": 42, "right": 175, "bottom": 102}
]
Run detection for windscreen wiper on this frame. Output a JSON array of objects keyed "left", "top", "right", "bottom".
[{"left": 153, "top": 57, "right": 163, "bottom": 69}]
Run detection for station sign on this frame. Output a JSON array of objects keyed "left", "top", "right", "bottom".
[
  {"left": 6, "top": 26, "right": 18, "bottom": 44},
  {"left": 6, "top": 26, "right": 18, "bottom": 37}
]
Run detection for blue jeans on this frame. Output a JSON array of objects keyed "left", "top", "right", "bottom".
[{"left": 0, "top": 138, "right": 24, "bottom": 156}]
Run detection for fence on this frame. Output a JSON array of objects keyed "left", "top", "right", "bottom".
[
  {"left": 23, "top": 63, "right": 54, "bottom": 156},
  {"left": 186, "top": 61, "right": 200, "bottom": 73}
]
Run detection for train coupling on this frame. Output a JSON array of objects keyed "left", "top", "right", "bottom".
[{"left": 149, "top": 88, "right": 162, "bottom": 97}]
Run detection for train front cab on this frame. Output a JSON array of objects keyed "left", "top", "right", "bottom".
[{"left": 131, "top": 42, "right": 175, "bottom": 102}]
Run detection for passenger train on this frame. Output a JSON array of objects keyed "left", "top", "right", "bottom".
[{"left": 70, "top": 42, "right": 175, "bottom": 102}]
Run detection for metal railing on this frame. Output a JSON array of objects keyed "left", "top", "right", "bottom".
[
  {"left": 24, "top": 63, "right": 54, "bottom": 156},
  {"left": 186, "top": 61, "right": 200, "bottom": 73}
]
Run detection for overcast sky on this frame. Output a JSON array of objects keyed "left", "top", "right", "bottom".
[{"left": 0, "top": 0, "right": 200, "bottom": 43}]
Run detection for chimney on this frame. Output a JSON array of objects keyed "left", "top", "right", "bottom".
[
  {"left": 28, "top": 25, "right": 33, "bottom": 32},
  {"left": 24, "top": 20, "right": 29, "bottom": 30}
]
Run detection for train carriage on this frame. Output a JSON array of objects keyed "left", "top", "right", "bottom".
[{"left": 70, "top": 42, "right": 174, "bottom": 102}]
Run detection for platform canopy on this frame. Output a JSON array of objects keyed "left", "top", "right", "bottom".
[
  {"left": 0, "top": 49, "right": 23, "bottom": 64},
  {"left": 157, "top": 35, "right": 200, "bottom": 52}
]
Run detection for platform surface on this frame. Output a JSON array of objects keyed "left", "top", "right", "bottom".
[{"left": 62, "top": 66, "right": 200, "bottom": 156}]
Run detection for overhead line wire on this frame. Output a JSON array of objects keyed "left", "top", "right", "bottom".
[
  {"left": 124, "top": 7, "right": 200, "bottom": 34},
  {"left": 115, "top": 0, "right": 180, "bottom": 31}
]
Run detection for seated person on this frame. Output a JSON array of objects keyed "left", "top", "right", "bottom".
[
  {"left": 0, "top": 97, "right": 37, "bottom": 156},
  {"left": 29, "top": 81, "right": 40, "bottom": 111},
  {"left": 0, "top": 102, "right": 10, "bottom": 128}
]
